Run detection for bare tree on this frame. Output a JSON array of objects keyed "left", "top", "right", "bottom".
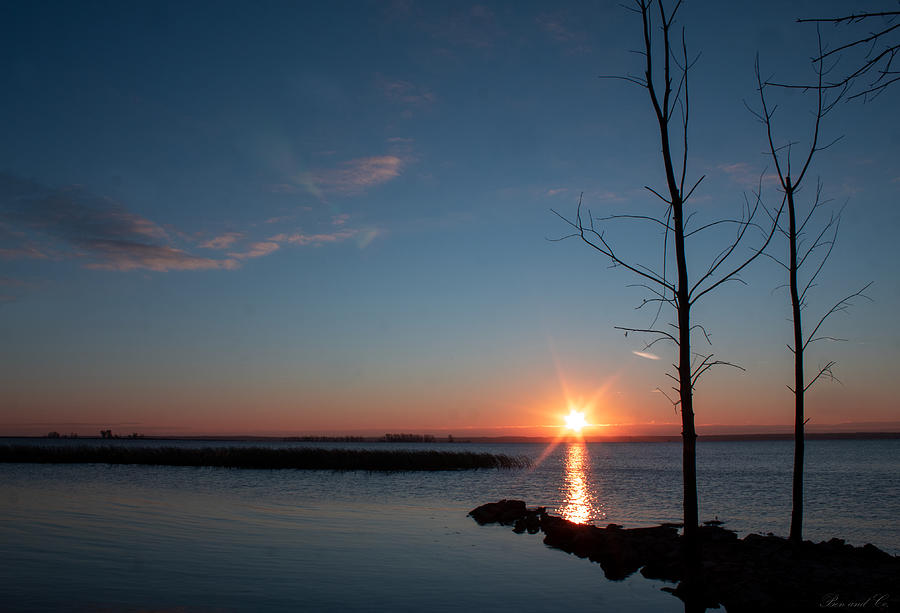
[
  {"left": 774, "top": 9, "right": 900, "bottom": 101},
  {"left": 752, "top": 38, "right": 872, "bottom": 544},
  {"left": 553, "top": 0, "right": 781, "bottom": 547}
]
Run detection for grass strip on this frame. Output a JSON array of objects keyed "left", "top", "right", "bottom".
[{"left": 0, "top": 444, "right": 531, "bottom": 471}]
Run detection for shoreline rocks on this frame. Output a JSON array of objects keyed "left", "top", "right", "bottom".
[{"left": 469, "top": 500, "right": 899, "bottom": 612}]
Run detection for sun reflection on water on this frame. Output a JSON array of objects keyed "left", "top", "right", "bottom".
[{"left": 559, "top": 443, "right": 603, "bottom": 525}]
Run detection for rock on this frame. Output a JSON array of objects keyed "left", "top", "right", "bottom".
[
  {"left": 512, "top": 508, "right": 543, "bottom": 534},
  {"left": 697, "top": 524, "right": 738, "bottom": 543},
  {"left": 469, "top": 499, "right": 900, "bottom": 611},
  {"left": 468, "top": 499, "right": 527, "bottom": 525},
  {"left": 861, "top": 542, "right": 894, "bottom": 563}
]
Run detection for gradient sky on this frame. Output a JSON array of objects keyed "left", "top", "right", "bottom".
[{"left": 1, "top": 0, "right": 897, "bottom": 437}]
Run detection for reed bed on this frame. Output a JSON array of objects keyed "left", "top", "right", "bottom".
[{"left": 0, "top": 445, "right": 531, "bottom": 471}]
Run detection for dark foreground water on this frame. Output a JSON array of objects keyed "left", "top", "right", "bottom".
[{"left": 1, "top": 439, "right": 897, "bottom": 612}]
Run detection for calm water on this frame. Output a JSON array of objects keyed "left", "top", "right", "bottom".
[{"left": 1, "top": 439, "right": 897, "bottom": 612}]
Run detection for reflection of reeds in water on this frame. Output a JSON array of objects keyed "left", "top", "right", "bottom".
[
  {"left": 0, "top": 445, "right": 531, "bottom": 471},
  {"left": 559, "top": 443, "right": 601, "bottom": 524}
]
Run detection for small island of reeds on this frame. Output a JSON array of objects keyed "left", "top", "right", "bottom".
[{"left": 0, "top": 444, "right": 530, "bottom": 471}]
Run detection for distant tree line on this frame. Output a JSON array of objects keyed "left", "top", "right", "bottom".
[
  {"left": 99, "top": 430, "right": 144, "bottom": 439},
  {"left": 282, "top": 434, "right": 457, "bottom": 443},
  {"left": 382, "top": 433, "right": 450, "bottom": 443},
  {"left": 283, "top": 436, "right": 367, "bottom": 442}
]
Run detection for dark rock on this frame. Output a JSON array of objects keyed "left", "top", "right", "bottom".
[
  {"left": 468, "top": 499, "right": 527, "bottom": 525},
  {"left": 469, "top": 499, "right": 900, "bottom": 611},
  {"left": 861, "top": 542, "right": 894, "bottom": 563},
  {"left": 697, "top": 524, "right": 738, "bottom": 543}
]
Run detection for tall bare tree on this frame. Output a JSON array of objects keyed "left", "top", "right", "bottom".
[
  {"left": 554, "top": 0, "right": 781, "bottom": 547},
  {"left": 752, "top": 38, "right": 872, "bottom": 544}
]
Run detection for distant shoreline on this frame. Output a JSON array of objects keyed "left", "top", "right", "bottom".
[
  {"left": 463, "top": 432, "right": 900, "bottom": 443},
  {"left": 0, "top": 444, "right": 531, "bottom": 471},
  {"left": 2, "top": 432, "right": 898, "bottom": 443}
]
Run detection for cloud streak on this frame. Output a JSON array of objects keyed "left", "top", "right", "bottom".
[
  {"left": 379, "top": 77, "right": 436, "bottom": 107},
  {"left": 0, "top": 173, "right": 377, "bottom": 273},
  {"left": 311, "top": 155, "right": 404, "bottom": 195},
  {"left": 272, "top": 140, "right": 413, "bottom": 199},
  {"left": 717, "top": 162, "right": 778, "bottom": 187},
  {"left": 0, "top": 174, "right": 237, "bottom": 272},
  {"left": 83, "top": 241, "right": 238, "bottom": 271},
  {"left": 536, "top": 13, "right": 591, "bottom": 54},
  {"left": 229, "top": 241, "right": 280, "bottom": 260},
  {"left": 270, "top": 230, "right": 358, "bottom": 247},
  {"left": 200, "top": 232, "right": 244, "bottom": 250}
]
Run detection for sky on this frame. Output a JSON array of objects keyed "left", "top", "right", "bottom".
[{"left": 1, "top": 0, "right": 898, "bottom": 437}]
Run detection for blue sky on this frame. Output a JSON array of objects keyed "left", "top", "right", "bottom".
[{"left": 1, "top": 0, "right": 897, "bottom": 435}]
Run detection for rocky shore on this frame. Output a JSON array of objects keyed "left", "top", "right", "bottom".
[{"left": 469, "top": 500, "right": 898, "bottom": 612}]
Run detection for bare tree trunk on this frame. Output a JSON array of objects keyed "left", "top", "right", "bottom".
[
  {"left": 669, "top": 137, "right": 699, "bottom": 542},
  {"left": 645, "top": 2, "right": 699, "bottom": 544},
  {"left": 755, "top": 47, "right": 870, "bottom": 547},
  {"left": 786, "top": 179, "right": 805, "bottom": 544},
  {"left": 555, "top": 0, "right": 779, "bottom": 555}
]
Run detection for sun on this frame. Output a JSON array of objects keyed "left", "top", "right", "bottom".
[{"left": 564, "top": 409, "right": 589, "bottom": 433}]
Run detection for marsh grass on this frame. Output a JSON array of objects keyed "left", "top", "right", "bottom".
[{"left": 0, "top": 444, "right": 531, "bottom": 471}]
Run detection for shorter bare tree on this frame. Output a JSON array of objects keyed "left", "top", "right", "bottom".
[{"left": 751, "top": 35, "right": 872, "bottom": 544}]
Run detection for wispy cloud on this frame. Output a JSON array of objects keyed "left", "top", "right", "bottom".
[
  {"left": 0, "top": 172, "right": 376, "bottom": 273},
  {"left": 83, "top": 241, "right": 238, "bottom": 272},
  {"left": 536, "top": 13, "right": 591, "bottom": 54},
  {"left": 632, "top": 350, "right": 661, "bottom": 360},
  {"left": 0, "top": 175, "right": 168, "bottom": 244},
  {"left": 229, "top": 241, "right": 280, "bottom": 260},
  {"left": 0, "top": 173, "right": 237, "bottom": 272},
  {"left": 546, "top": 187, "right": 569, "bottom": 197},
  {"left": 200, "top": 232, "right": 244, "bottom": 250},
  {"left": 379, "top": 76, "right": 436, "bottom": 107},
  {"left": 0, "top": 243, "right": 47, "bottom": 260},
  {"left": 270, "top": 230, "right": 358, "bottom": 247},
  {"left": 311, "top": 155, "right": 405, "bottom": 195},
  {"left": 536, "top": 14, "right": 579, "bottom": 42},
  {"left": 263, "top": 214, "right": 300, "bottom": 224},
  {"left": 717, "top": 162, "right": 778, "bottom": 187},
  {"left": 273, "top": 139, "right": 413, "bottom": 199}
]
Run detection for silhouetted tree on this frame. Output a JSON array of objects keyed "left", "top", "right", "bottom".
[
  {"left": 753, "top": 38, "right": 872, "bottom": 545},
  {"left": 774, "top": 9, "right": 900, "bottom": 101},
  {"left": 554, "top": 0, "right": 781, "bottom": 548}
]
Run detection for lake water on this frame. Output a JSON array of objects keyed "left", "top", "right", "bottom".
[{"left": 1, "top": 439, "right": 897, "bottom": 612}]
